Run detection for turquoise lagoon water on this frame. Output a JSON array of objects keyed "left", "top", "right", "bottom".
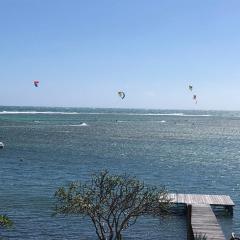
[{"left": 0, "top": 106, "right": 240, "bottom": 239}]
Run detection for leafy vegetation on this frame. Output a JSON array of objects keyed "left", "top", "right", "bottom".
[
  {"left": 54, "top": 170, "right": 171, "bottom": 240},
  {"left": 0, "top": 215, "right": 13, "bottom": 228},
  {"left": 195, "top": 233, "right": 207, "bottom": 240}
]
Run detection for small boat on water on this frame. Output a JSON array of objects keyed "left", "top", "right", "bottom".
[{"left": 0, "top": 142, "right": 4, "bottom": 149}]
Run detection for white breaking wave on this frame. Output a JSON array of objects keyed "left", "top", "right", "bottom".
[
  {"left": 178, "top": 114, "right": 211, "bottom": 117},
  {"left": 117, "top": 113, "right": 211, "bottom": 117},
  {"left": 0, "top": 111, "right": 79, "bottom": 115},
  {"left": 69, "top": 123, "right": 88, "bottom": 127}
]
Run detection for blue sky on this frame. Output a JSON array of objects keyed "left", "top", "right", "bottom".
[{"left": 0, "top": 0, "right": 240, "bottom": 110}]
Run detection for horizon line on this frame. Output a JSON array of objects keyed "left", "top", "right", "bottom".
[{"left": 0, "top": 105, "right": 239, "bottom": 112}]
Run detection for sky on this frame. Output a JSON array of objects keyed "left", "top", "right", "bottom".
[{"left": 1, "top": 0, "right": 240, "bottom": 110}]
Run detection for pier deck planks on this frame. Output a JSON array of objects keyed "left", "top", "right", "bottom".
[
  {"left": 166, "top": 194, "right": 235, "bottom": 240},
  {"left": 191, "top": 204, "right": 226, "bottom": 240},
  {"left": 168, "top": 193, "right": 235, "bottom": 206}
]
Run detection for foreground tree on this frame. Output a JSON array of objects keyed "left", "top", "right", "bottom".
[
  {"left": 0, "top": 215, "right": 12, "bottom": 229},
  {"left": 0, "top": 214, "right": 13, "bottom": 238},
  {"left": 54, "top": 170, "right": 171, "bottom": 240}
]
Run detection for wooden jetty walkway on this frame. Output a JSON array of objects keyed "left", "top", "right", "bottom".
[{"left": 167, "top": 193, "right": 235, "bottom": 240}]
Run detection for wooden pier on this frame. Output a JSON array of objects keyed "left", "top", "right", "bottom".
[{"left": 168, "top": 193, "right": 235, "bottom": 240}]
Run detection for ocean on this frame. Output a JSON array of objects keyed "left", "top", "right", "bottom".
[{"left": 0, "top": 106, "right": 239, "bottom": 239}]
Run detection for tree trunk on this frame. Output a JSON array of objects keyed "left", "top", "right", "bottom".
[{"left": 115, "top": 232, "right": 122, "bottom": 240}]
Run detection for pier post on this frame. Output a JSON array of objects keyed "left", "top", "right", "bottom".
[
  {"left": 225, "top": 206, "right": 233, "bottom": 215},
  {"left": 187, "top": 204, "right": 193, "bottom": 240}
]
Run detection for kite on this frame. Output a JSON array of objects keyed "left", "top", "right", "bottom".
[
  {"left": 33, "top": 80, "right": 39, "bottom": 87},
  {"left": 118, "top": 91, "right": 125, "bottom": 99}
]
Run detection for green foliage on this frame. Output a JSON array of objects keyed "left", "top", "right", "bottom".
[
  {"left": 0, "top": 215, "right": 13, "bottom": 228},
  {"left": 54, "top": 170, "right": 171, "bottom": 240},
  {"left": 195, "top": 233, "right": 207, "bottom": 240}
]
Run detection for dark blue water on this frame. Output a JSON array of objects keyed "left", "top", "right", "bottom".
[{"left": 0, "top": 107, "right": 240, "bottom": 239}]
